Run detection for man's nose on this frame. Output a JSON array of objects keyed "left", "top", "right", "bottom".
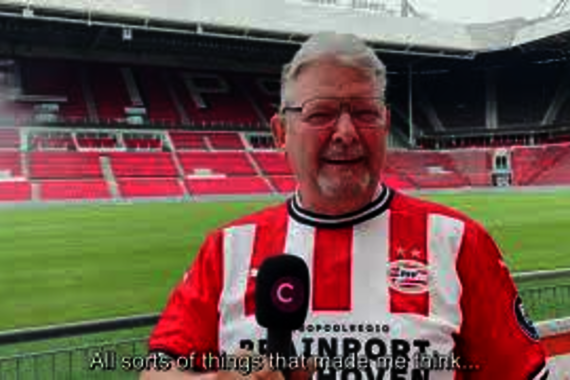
[{"left": 331, "top": 111, "right": 359, "bottom": 145}]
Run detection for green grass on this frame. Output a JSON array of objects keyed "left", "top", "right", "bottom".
[{"left": 0, "top": 190, "right": 570, "bottom": 378}]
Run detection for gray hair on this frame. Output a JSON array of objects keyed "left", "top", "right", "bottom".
[{"left": 280, "top": 32, "right": 387, "bottom": 108}]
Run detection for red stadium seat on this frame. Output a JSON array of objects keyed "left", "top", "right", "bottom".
[
  {"left": 178, "top": 151, "right": 256, "bottom": 176},
  {"left": 39, "top": 180, "right": 111, "bottom": 200},
  {"left": 117, "top": 178, "right": 184, "bottom": 198},
  {"left": 109, "top": 152, "right": 178, "bottom": 177},
  {"left": 0, "top": 152, "right": 22, "bottom": 177},
  {"left": 29, "top": 152, "right": 103, "bottom": 179},
  {"left": 0, "top": 181, "right": 31, "bottom": 201},
  {"left": 186, "top": 176, "right": 271, "bottom": 195},
  {"left": 0, "top": 128, "right": 20, "bottom": 149},
  {"left": 251, "top": 152, "right": 292, "bottom": 175}
]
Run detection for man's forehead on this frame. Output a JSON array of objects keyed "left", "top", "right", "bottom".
[{"left": 291, "top": 67, "right": 378, "bottom": 102}]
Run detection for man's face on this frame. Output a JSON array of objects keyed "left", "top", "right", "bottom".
[{"left": 272, "top": 60, "right": 389, "bottom": 205}]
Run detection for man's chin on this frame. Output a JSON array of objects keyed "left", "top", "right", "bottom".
[{"left": 317, "top": 173, "right": 372, "bottom": 201}]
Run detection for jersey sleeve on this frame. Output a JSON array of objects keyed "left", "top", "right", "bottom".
[
  {"left": 454, "top": 223, "right": 549, "bottom": 380},
  {"left": 148, "top": 230, "right": 223, "bottom": 364}
]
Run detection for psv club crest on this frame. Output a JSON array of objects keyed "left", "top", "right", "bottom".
[{"left": 388, "top": 259, "right": 429, "bottom": 294}]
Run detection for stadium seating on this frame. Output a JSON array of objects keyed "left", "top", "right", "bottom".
[
  {"left": 30, "top": 134, "right": 75, "bottom": 151},
  {"left": 88, "top": 64, "right": 131, "bottom": 123},
  {"left": 447, "top": 149, "right": 492, "bottom": 187},
  {"left": 117, "top": 178, "right": 184, "bottom": 198},
  {"left": 497, "top": 63, "right": 563, "bottom": 126},
  {"left": 387, "top": 151, "right": 468, "bottom": 188},
  {"left": 29, "top": 152, "right": 102, "bottom": 179},
  {"left": 239, "top": 74, "right": 279, "bottom": 121},
  {"left": 511, "top": 144, "right": 568, "bottom": 186},
  {"left": 21, "top": 59, "right": 89, "bottom": 121},
  {"left": 250, "top": 152, "right": 292, "bottom": 175},
  {"left": 123, "top": 135, "right": 162, "bottom": 150},
  {"left": 170, "top": 72, "right": 260, "bottom": 125},
  {"left": 186, "top": 176, "right": 272, "bottom": 195},
  {"left": 268, "top": 176, "right": 296, "bottom": 194},
  {"left": 0, "top": 152, "right": 22, "bottom": 177},
  {"left": 0, "top": 128, "right": 20, "bottom": 149},
  {"left": 0, "top": 180, "right": 31, "bottom": 201},
  {"left": 178, "top": 151, "right": 255, "bottom": 175},
  {"left": 526, "top": 144, "right": 570, "bottom": 185},
  {"left": 39, "top": 180, "right": 111, "bottom": 200},
  {"left": 208, "top": 133, "right": 245, "bottom": 150},
  {"left": 169, "top": 132, "right": 208, "bottom": 150},
  {"left": 135, "top": 67, "right": 180, "bottom": 125},
  {"left": 76, "top": 134, "right": 118, "bottom": 149},
  {"left": 382, "top": 172, "right": 416, "bottom": 190},
  {"left": 416, "top": 70, "right": 486, "bottom": 129},
  {"left": 109, "top": 152, "right": 177, "bottom": 177}
]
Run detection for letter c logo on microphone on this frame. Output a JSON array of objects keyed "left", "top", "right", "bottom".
[
  {"left": 271, "top": 277, "right": 304, "bottom": 313},
  {"left": 277, "top": 282, "right": 294, "bottom": 303}
]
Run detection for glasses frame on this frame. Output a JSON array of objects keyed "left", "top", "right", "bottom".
[{"left": 280, "top": 96, "right": 388, "bottom": 130}]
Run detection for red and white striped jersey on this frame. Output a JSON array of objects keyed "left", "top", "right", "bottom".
[{"left": 149, "top": 186, "right": 549, "bottom": 379}]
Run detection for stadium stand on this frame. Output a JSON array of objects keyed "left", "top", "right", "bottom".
[
  {"left": 88, "top": 64, "right": 132, "bottom": 124},
  {"left": 416, "top": 69, "right": 486, "bottom": 129},
  {"left": 178, "top": 151, "right": 256, "bottom": 176},
  {"left": 497, "top": 62, "right": 564, "bottom": 126},
  {"left": 28, "top": 151, "right": 103, "bottom": 179},
  {"left": 135, "top": 67, "right": 181, "bottom": 126},
  {"left": 511, "top": 143, "right": 570, "bottom": 186},
  {"left": 39, "top": 180, "right": 110, "bottom": 200},
  {"left": 0, "top": 180, "right": 31, "bottom": 201},
  {"left": 117, "top": 178, "right": 185, "bottom": 198},
  {"left": 20, "top": 59, "right": 89, "bottom": 122},
  {"left": 387, "top": 150, "right": 468, "bottom": 189},
  {"left": 170, "top": 72, "right": 261, "bottom": 126},
  {"left": 109, "top": 152, "right": 177, "bottom": 177},
  {"left": 169, "top": 131, "right": 209, "bottom": 150},
  {"left": 250, "top": 151, "right": 292, "bottom": 175},
  {"left": 2, "top": 127, "right": 569, "bottom": 202},
  {"left": 186, "top": 176, "right": 272, "bottom": 195},
  {"left": 0, "top": 128, "right": 20, "bottom": 149},
  {"left": 0, "top": 151, "right": 22, "bottom": 177},
  {"left": 447, "top": 149, "right": 493, "bottom": 187},
  {"left": 76, "top": 133, "right": 118, "bottom": 149}
]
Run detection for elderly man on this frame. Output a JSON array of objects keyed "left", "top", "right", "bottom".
[{"left": 141, "top": 32, "right": 549, "bottom": 380}]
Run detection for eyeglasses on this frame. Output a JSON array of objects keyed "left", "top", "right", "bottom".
[{"left": 281, "top": 97, "right": 387, "bottom": 130}]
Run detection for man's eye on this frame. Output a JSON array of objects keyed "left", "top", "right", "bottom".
[
  {"left": 354, "top": 111, "right": 380, "bottom": 122},
  {"left": 306, "top": 112, "right": 335, "bottom": 123}
]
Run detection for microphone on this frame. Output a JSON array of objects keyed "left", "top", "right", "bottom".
[{"left": 255, "top": 254, "right": 310, "bottom": 379}]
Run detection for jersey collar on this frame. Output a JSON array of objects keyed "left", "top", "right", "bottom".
[{"left": 287, "top": 184, "right": 393, "bottom": 228}]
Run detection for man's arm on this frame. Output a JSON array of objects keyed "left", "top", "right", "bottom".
[
  {"left": 140, "top": 232, "right": 223, "bottom": 380},
  {"left": 454, "top": 223, "right": 549, "bottom": 379}
]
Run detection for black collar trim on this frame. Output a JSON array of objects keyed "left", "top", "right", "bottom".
[{"left": 287, "top": 185, "right": 394, "bottom": 228}]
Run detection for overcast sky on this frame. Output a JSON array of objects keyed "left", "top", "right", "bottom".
[{"left": 412, "top": 0, "right": 561, "bottom": 23}]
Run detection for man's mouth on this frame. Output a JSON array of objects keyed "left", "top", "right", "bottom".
[{"left": 322, "top": 157, "right": 365, "bottom": 165}]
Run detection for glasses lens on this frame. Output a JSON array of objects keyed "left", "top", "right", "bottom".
[
  {"left": 301, "top": 99, "right": 340, "bottom": 126},
  {"left": 351, "top": 99, "right": 383, "bottom": 127},
  {"left": 298, "top": 98, "right": 384, "bottom": 129}
]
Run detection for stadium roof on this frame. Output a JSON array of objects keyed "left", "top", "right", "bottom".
[{"left": 1, "top": 0, "right": 570, "bottom": 59}]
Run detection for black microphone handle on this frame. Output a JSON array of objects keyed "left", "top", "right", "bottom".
[{"left": 267, "top": 328, "right": 293, "bottom": 380}]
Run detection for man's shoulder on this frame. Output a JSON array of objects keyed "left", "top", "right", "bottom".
[{"left": 390, "top": 190, "right": 483, "bottom": 231}]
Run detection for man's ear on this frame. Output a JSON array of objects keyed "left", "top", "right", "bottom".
[{"left": 270, "top": 114, "right": 287, "bottom": 149}]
